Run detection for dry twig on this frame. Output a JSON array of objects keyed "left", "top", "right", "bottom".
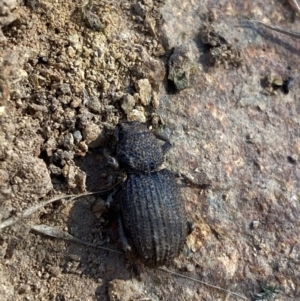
[
  {"left": 31, "top": 224, "right": 123, "bottom": 254},
  {"left": 288, "top": 0, "right": 300, "bottom": 16},
  {"left": 0, "top": 176, "right": 124, "bottom": 231},
  {"left": 0, "top": 191, "right": 109, "bottom": 231},
  {"left": 158, "top": 267, "right": 249, "bottom": 300},
  {"left": 243, "top": 18, "right": 300, "bottom": 40},
  {"left": 0, "top": 194, "right": 76, "bottom": 231}
]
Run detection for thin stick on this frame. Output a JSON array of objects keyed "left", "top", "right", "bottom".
[
  {"left": 288, "top": 0, "right": 300, "bottom": 16},
  {"left": 158, "top": 267, "right": 249, "bottom": 300},
  {"left": 31, "top": 224, "right": 123, "bottom": 254},
  {"left": 0, "top": 192, "right": 103, "bottom": 231},
  {"left": 0, "top": 189, "right": 116, "bottom": 231},
  {"left": 0, "top": 194, "right": 76, "bottom": 231},
  {"left": 244, "top": 18, "right": 300, "bottom": 40}
]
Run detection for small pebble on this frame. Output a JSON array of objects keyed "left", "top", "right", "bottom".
[
  {"left": 82, "top": 124, "right": 103, "bottom": 146},
  {"left": 127, "top": 109, "right": 146, "bottom": 123},
  {"left": 73, "top": 130, "right": 82, "bottom": 142},
  {"left": 252, "top": 220, "right": 259, "bottom": 229},
  {"left": 186, "top": 263, "right": 195, "bottom": 272},
  {"left": 48, "top": 164, "right": 62, "bottom": 175},
  {"left": 136, "top": 78, "right": 152, "bottom": 106},
  {"left": 59, "top": 83, "right": 72, "bottom": 95},
  {"left": 63, "top": 133, "right": 74, "bottom": 150},
  {"left": 121, "top": 94, "right": 135, "bottom": 115}
]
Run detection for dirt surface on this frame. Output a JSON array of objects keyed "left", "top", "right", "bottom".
[{"left": 1, "top": 0, "right": 300, "bottom": 300}]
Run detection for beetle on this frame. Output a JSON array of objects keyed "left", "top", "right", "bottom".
[{"left": 112, "top": 121, "right": 192, "bottom": 266}]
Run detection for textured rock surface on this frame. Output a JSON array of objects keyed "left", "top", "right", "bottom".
[{"left": 158, "top": 1, "right": 300, "bottom": 300}]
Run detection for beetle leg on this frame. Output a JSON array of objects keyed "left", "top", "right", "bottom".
[
  {"left": 153, "top": 133, "right": 173, "bottom": 155},
  {"left": 162, "top": 140, "right": 172, "bottom": 155},
  {"left": 118, "top": 216, "right": 132, "bottom": 252},
  {"left": 106, "top": 187, "right": 121, "bottom": 208}
]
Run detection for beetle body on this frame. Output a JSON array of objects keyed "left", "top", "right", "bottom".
[
  {"left": 113, "top": 121, "right": 191, "bottom": 266},
  {"left": 120, "top": 169, "right": 188, "bottom": 266}
]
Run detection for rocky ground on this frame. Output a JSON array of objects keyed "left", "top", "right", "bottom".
[{"left": 1, "top": 0, "right": 300, "bottom": 300}]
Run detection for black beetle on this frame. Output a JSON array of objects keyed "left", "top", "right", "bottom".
[{"left": 111, "top": 121, "right": 192, "bottom": 266}]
